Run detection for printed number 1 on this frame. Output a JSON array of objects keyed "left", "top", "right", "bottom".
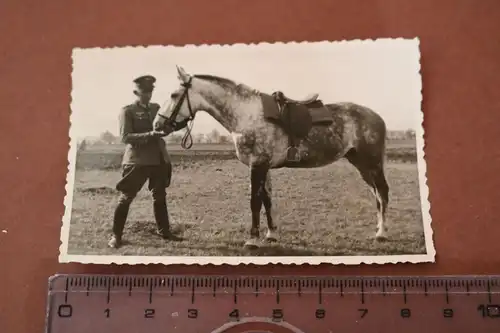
[
  {"left": 229, "top": 309, "right": 239, "bottom": 321},
  {"left": 104, "top": 308, "right": 110, "bottom": 318}
]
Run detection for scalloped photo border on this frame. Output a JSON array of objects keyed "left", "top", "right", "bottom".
[{"left": 59, "top": 38, "right": 435, "bottom": 266}]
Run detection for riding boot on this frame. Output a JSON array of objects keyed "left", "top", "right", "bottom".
[
  {"left": 109, "top": 199, "right": 131, "bottom": 248},
  {"left": 153, "top": 199, "right": 170, "bottom": 234},
  {"left": 153, "top": 199, "right": 183, "bottom": 241}
]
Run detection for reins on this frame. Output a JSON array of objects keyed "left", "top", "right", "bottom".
[{"left": 180, "top": 120, "right": 194, "bottom": 149}]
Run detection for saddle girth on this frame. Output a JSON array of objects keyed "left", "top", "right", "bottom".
[{"left": 260, "top": 91, "right": 334, "bottom": 163}]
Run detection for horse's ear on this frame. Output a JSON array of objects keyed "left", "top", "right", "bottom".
[{"left": 176, "top": 65, "right": 189, "bottom": 83}]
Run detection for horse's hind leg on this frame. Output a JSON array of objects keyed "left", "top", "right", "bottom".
[
  {"left": 346, "top": 150, "right": 389, "bottom": 240},
  {"left": 371, "top": 166, "right": 389, "bottom": 239},
  {"left": 262, "top": 171, "right": 278, "bottom": 242}
]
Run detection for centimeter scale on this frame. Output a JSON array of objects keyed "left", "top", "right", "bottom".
[{"left": 46, "top": 274, "right": 500, "bottom": 333}]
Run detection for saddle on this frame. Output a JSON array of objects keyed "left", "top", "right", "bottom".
[
  {"left": 279, "top": 92, "right": 320, "bottom": 105},
  {"left": 261, "top": 91, "right": 334, "bottom": 162}
]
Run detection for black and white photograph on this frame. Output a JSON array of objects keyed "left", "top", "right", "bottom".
[{"left": 59, "top": 39, "right": 435, "bottom": 265}]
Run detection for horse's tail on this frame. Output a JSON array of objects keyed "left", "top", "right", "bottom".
[
  {"left": 379, "top": 114, "right": 388, "bottom": 171},
  {"left": 381, "top": 133, "right": 387, "bottom": 170}
]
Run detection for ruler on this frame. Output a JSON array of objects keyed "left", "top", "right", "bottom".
[{"left": 45, "top": 274, "right": 500, "bottom": 333}]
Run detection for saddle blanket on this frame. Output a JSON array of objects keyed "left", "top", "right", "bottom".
[{"left": 260, "top": 92, "right": 334, "bottom": 138}]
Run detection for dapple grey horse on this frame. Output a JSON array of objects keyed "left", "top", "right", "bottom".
[{"left": 153, "top": 66, "right": 389, "bottom": 249}]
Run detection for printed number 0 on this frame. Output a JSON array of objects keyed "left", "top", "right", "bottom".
[{"left": 57, "top": 304, "right": 73, "bottom": 318}]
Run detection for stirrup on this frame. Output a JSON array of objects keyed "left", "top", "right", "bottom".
[{"left": 285, "top": 146, "right": 301, "bottom": 162}]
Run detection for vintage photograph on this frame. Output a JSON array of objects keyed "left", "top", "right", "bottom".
[{"left": 59, "top": 39, "right": 435, "bottom": 265}]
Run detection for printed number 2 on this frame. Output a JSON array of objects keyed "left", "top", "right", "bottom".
[{"left": 144, "top": 309, "right": 155, "bottom": 318}]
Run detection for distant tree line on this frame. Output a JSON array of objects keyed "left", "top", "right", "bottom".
[
  {"left": 386, "top": 129, "right": 416, "bottom": 140},
  {"left": 76, "top": 128, "right": 416, "bottom": 152},
  {"left": 77, "top": 129, "right": 232, "bottom": 151},
  {"left": 167, "top": 129, "right": 231, "bottom": 144}
]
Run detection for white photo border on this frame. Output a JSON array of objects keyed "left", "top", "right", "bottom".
[{"left": 59, "top": 38, "right": 435, "bottom": 266}]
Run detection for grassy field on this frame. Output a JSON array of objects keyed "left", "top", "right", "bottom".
[{"left": 66, "top": 139, "right": 427, "bottom": 257}]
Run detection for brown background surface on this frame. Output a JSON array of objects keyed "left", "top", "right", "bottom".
[{"left": 1, "top": 0, "right": 500, "bottom": 332}]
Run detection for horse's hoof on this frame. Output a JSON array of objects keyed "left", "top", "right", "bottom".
[
  {"left": 375, "top": 234, "right": 388, "bottom": 242},
  {"left": 244, "top": 239, "right": 260, "bottom": 250},
  {"left": 265, "top": 230, "right": 278, "bottom": 243},
  {"left": 108, "top": 236, "right": 122, "bottom": 249}
]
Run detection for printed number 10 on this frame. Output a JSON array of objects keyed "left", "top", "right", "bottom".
[{"left": 478, "top": 304, "right": 500, "bottom": 318}]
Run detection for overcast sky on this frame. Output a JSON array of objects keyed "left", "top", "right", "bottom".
[{"left": 71, "top": 39, "right": 421, "bottom": 140}]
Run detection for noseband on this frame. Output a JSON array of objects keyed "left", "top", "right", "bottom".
[{"left": 157, "top": 76, "right": 196, "bottom": 149}]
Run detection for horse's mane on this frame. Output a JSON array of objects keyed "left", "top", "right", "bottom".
[{"left": 193, "top": 74, "right": 259, "bottom": 99}]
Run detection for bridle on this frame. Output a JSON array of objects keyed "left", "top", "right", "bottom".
[{"left": 157, "top": 76, "right": 196, "bottom": 149}]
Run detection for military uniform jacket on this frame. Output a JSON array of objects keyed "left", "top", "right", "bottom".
[{"left": 118, "top": 101, "right": 171, "bottom": 165}]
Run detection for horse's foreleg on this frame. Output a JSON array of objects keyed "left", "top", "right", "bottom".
[
  {"left": 244, "top": 164, "right": 268, "bottom": 249},
  {"left": 262, "top": 171, "right": 278, "bottom": 242}
]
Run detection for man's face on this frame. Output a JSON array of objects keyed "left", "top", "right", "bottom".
[{"left": 136, "top": 89, "right": 153, "bottom": 104}]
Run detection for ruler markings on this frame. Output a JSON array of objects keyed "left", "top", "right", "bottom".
[
  {"left": 190, "top": 283, "right": 195, "bottom": 304},
  {"left": 488, "top": 280, "right": 492, "bottom": 303},
  {"left": 48, "top": 276, "right": 500, "bottom": 298},
  {"left": 233, "top": 283, "right": 238, "bottom": 304},
  {"left": 403, "top": 280, "right": 407, "bottom": 304},
  {"left": 63, "top": 278, "right": 69, "bottom": 304},
  {"left": 276, "top": 283, "right": 280, "bottom": 304},
  {"left": 318, "top": 283, "right": 322, "bottom": 305},
  {"left": 360, "top": 280, "right": 365, "bottom": 304},
  {"left": 148, "top": 283, "right": 153, "bottom": 304},
  {"left": 47, "top": 275, "right": 500, "bottom": 331},
  {"left": 445, "top": 280, "right": 449, "bottom": 304}
]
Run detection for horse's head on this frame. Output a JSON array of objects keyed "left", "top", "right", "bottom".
[{"left": 153, "top": 66, "right": 209, "bottom": 133}]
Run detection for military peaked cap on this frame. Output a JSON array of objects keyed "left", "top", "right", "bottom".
[{"left": 133, "top": 75, "right": 156, "bottom": 92}]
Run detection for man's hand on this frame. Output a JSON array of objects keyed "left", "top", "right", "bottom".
[
  {"left": 163, "top": 123, "right": 175, "bottom": 135},
  {"left": 149, "top": 130, "right": 168, "bottom": 137}
]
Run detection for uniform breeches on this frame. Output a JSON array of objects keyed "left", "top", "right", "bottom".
[{"left": 112, "top": 162, "right": 172, "bottom": 238}]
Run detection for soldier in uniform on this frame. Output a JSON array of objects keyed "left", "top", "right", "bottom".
[{"left": 108, "top": 75, "right": 180, "bottom": 248}]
